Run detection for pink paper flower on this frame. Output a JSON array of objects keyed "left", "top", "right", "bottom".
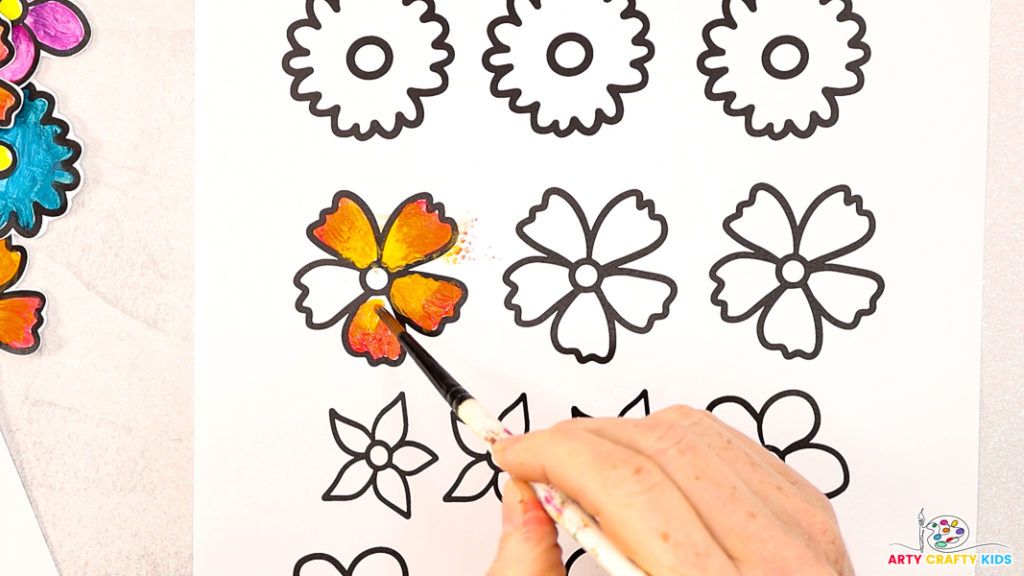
[{"left": 0, "top": 0, "right": 90, "bottom": 86}]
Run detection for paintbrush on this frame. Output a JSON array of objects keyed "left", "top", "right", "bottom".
[{"left": 375, "top": 306, "right": 647, "bottom": 576}]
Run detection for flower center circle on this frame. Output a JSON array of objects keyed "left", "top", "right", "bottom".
[
  {"left": 347, "top": 36, "right": 394, "bottom": 81},
  {"left": 362, "top": 266, "right": 390, "bottom": 293},
  {"left": 0, "top": 0, "right": 23, "bottom": 23},
  {"left": 570, "top": 260, "right": 602, "bottom": 291},
  {"left": 367, "top": 441, "right": 392, "bottom": 470},
  {"left": 547, "top": 32, "right": 594, "bottom": 77},
  {"left": 762, "top": 35, "right": 810, "bottom": 80},
  {"left": 777, "top": 255, "right": 809, "bottom": 286},
  {"left": 0, "top": 141, "right": 16, "bottom": 178}
]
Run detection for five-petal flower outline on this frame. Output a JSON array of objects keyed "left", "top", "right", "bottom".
[
  {"left": 710, "top": 184, "right": 884, "bottom": 360},
  {"left": 324, "top": 392, "right": 439, "bottom": 519}
]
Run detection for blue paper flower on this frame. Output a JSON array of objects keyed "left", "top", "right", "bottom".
[{"left": 0, "top": 83, "right": 81, "bottom": 238}]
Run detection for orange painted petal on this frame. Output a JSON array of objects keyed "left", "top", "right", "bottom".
[
  {"left": 0, "top": 239, "right": 24, "bottom": 289},
  {"left": 309, "top": 193, "right": 379, "bottom": 269},
  {"left": 390, "top": 273, "right": 466, "bottom": 334},
  {"left": 345, "top": 298, "right": 402, "bottom": 364},
  {"left": 381, "top": 195, "right": 456, "bottom": 272},
  {"left": 0, "top": 79, "right": 21, "bottom": 128},
  {"left": 0, "top": 293, "right": 44, "bottom": 354}
]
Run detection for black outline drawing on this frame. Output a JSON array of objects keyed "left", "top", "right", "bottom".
[
  {"left": 283, "top": 0, "right": 455, "bottom": 140},
  {"left": 0, "top": 0, "right": 92, "bottom": 86},
  {"left": 444, "top": 393, "right": 529, "bottom": 503},
  {"left": 294, "top": 548, "right": 409, "bottom": 576},
  {"left": 482, "top": 0, "right": 654, "bottom": 137},
  {"left": 0, "top": 83, "right": 82, "bottom": 239},
  {"left": 710, "top": 183, "right": 884, "bottom": 360},
  {"left": 0, "top": 237, "right": 45, "bottom": 355},
  {"left": 323, "top": 392, "right": 438, "bottom": 519},
  {"left": 504, "top": 189, "right": 677, "bottom": 364},
  {"left": 293, "top": 191, "right": 468, "bottom": 367},
  {"left": 571, "top": 389, "right": 650, "bottom": 419},
  {"left": 761, "top": 35, "right": 809, "bottom": 81},
  {"left": 346, "top": 35, "right": 394, "bottom": 81},
  {"left": 696, "top": 0, "right": 871, "bottom": 139},
  {"left": 565, "top": 548, "right": 590, "bottom": 574},
  {"left": 706, "top": 389, "right": 850, "bottom": 499}
]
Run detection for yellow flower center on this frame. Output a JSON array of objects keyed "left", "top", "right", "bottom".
[
  {"left": 0, "top": 0, "right": 23, "bottom": 22},
  {"left": 0, "top": 142, "right": 15, "bottom": 175}
]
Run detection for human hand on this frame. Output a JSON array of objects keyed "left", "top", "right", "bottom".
[{"left": 485, "top": 406, "right": 854, "bottom": 576}]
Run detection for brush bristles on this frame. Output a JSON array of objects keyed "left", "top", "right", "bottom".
[{"left": 374, "top": 305, "right": 406, "bottom": 335}]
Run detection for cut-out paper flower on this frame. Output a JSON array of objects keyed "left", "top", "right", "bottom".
[
  {"left": 294, "top": 548, "right": 409, "bottom": 576},
  {"left": 0, "top": 20, "right": 22, "bottom": 127},
  {"left": 283, "top": 0, "right": 454, "bottom": 140},
  {"left": 0, "top": 84, "right": 81, "bottom": 238},
  {"left": 0, "top": 237, "right": 43, "bottom": 354},
  {"left": 697, "top": 0, "right": 870, "bottom": 139},
  {"left": 707, "top": 389, "right": 850, "bottom": 498},
  {"left": 323, "top": 393, "right": 438, "bottom": 519},
  {"left": 294, "top": 191, "right": 467, "bottom": 366},
  {"left": 571, "top": 389, "right": 650, "bottom": 419},
  {"left": 710, "top": 184, "right": 883, "bottom": 360},
  {"left": 0, "top": 0, "right": 91, "bottom": 87},
  {"left": 444, "top": 393, "right": 528, "bottom": 503},
  {"left": 504, "top": 189, "right": 677, "bottom": 364},
  {"left": 483, "top": 0, "right": 653, "bottom": 136}
]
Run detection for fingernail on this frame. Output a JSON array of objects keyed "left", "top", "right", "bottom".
[{"left": 501, "top": 479, "right": 527, "bottom": 531}]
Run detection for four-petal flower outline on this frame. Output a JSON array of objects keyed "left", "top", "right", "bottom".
[
  {"left": 294, "top": 192, "right": 467, "bottom": 366},
  {"left": 707, "top": 389, "right": 850, "bottom": 498},
  {"left": 283, "top": 0, "right": 454, "bottom": 140},
  {"left": 697, "top": 0, "right": 870, "bottom": 139},
  {"left": 324, "top": 392, "right": 438, "bottom": 519},
  {"left": 504, "top": 189, "right": 677, "bottom": 364},
  {"left": 483, "top": 0, "right": 654, "bottom": 136},
  {"left": 0, "top": 237, "right": 44, "bottom": 354},
  {"left": 710, "top": 184, "right": 883, "bottom": 360},
  {"left": 444, "top": 393, "right": 528, "bottom": 503}
]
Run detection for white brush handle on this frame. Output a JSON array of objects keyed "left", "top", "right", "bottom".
[{"left": 457, "top": 399, "right": 648, "bottom": 576}]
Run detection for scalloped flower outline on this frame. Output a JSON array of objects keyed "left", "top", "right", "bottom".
[
  {"left": 697, "top": 0, "right": 870, "bottom": 139},
  {"left": 707, "top": 389, "right": 850, "bottom": 499},
  {"left": 710, "top": 183, "right": 884, "bottom": 360},
  {"left": 323, "top": 392, "right": 438, "bottom": 519},
  {"left": 504, "top": 189, "right": 677, "bottom": 364},
  {"left": 0, "top": 83, "right": 81, "bottom": 239},
  {"left": 483, "top": 0, "right": 654, "bottom": 136},
  {"left": 283, "top": 0, "right": 454, "bottom": 140}
]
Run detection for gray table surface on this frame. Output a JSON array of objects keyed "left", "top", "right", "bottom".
[{"left": 0, "top": 1, "right": 1017, "bottom": 574}]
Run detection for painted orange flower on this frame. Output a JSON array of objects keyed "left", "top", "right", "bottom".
[
  {"left": 0, "top": 238, "right": 45, "bottom": 355},
  {"left": 294, "top": 192, "right": 467, "bottom": 366}
]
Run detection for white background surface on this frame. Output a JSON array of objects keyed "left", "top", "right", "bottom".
[{"left": 0, "top": 1, "right": 1018, "bottom": 575}]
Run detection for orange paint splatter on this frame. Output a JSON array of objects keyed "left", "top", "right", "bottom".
[
  {"left": 390, "top": 274, "right": 464, "bottom": 332},
  {"left": 312, "top": 197, "right": 378, "bottom": 269},
  {"left": 347, "top": 299, "right": 401, "bottom": 361},
  {"left": 381, "top": 199, "right": 455, "bottom": 271},
  {"left": 0, "top": 295, "right": 41, "bottom": 350}
]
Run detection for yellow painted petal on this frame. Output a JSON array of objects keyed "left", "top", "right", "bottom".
[
  {"left": 390, "top": 273, "right": 464, "bottom": 333},
  {"left": 0, "top": 239, "right": 23, "bottom": 288},
  {"left": 309, "top": 193, "right": 379, "bottom": 269},
  {"left": 381, "top": 196, "right": 456, "bottom": 271}
]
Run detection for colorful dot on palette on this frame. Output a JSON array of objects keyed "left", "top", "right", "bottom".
[
  {"left": 943, "top": 528, "right": 949, "bottom": 533},
  {"left": 956, "top": 528, "right": 965, "bottom": 535},
  {"left": 951, "top": 520, "right": 959, "bottom": 527},
  {"left": 940, "top": 519, "right": 949, "bottom": 525},
  {"left": 933, "top": 535, "right": 941, "bottom": 540},
  {"left": 936, "top": 542, "right": 947, "bottom": 548}
]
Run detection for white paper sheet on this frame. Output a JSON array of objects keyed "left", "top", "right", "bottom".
[
  {"left": 196, "top": 1, "right": 991, "bottom": 574},
  {"left": 0, "top": 430, "right": 59, "bottom": 576}
]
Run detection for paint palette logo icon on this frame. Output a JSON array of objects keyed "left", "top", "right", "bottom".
[{"left": 925, "top": 516, "right": 969, "bottom": 551}]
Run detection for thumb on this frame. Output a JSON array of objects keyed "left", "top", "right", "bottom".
[{"left": 487, "top": 479, "right": 566, "bottom": 576}]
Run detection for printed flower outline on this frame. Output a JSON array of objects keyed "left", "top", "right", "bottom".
[
  {"left": 294, "top": 548, "right": 409, "bottom": 576},
  {"left": 571, "top": 389, "right": 650, "bottom": 419},
  {"left": 504, "top": 189, "right": 677, "bottom": 364},
  {"left": 697, "top": 0, "right": 870, "bottom": 139},
  {"left": 0, "top": 84, "right": 81, "bottom": 239},
  {"left": 710, "top": 184, "right": 883, "bottom": 360},
  {"left": 324, "top": 393, "right": 438, "bottom": 519},
  {"left": 0, "top": 237, "right": 44, "bottom": 354},
  {"left": 444, "top": 393, "right": 528, "bottom": 503},
  {"left": 483, "top": 0, "right": 654, "bottom": 136},
  {"left": 707, "top": 390, "right": 850, "bottom": 498},
  {"left": 283, "top": 0, "right": 454, "bottom": 140},
  {"left": 294, "top": 191, "right": 467, "bottom": 367},
  {"left": 0, "top": 0, "right": 91, "bottom": 87}
]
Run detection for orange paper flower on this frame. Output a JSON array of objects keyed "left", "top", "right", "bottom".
[
  {"left": 0, "top": 238, "right": 44, "bottom": 354},
  {"left": 295, "top": 192, "right": 467, "bottom": 366}
]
